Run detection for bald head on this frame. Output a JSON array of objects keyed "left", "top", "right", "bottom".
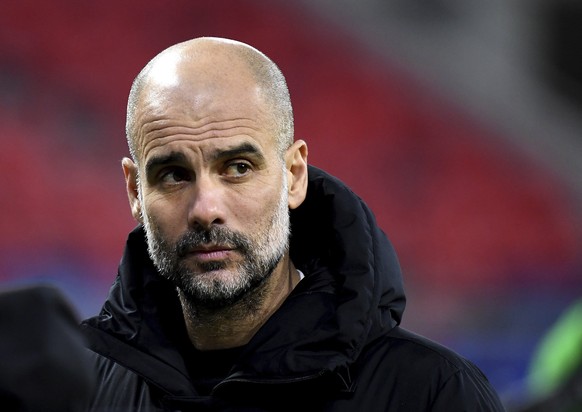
[{"left": 125, "top": 37, "right": 294, "bottom": 164}]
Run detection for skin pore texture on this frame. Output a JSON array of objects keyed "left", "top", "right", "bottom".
[{"left": 121, "top": 37, "right": 308, "bottom": 350}]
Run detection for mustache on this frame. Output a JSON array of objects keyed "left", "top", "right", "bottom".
[{"left": 176, "top": 226, "right": 251, "bottom": 257}]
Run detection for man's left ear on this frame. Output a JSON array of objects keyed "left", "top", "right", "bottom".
[{"left": 285, "top": 140, "right": 308, "bottom": 209}]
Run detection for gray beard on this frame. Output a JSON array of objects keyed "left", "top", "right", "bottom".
[{"left": 141, "top": 175, "right": 291, "bottom": 312}]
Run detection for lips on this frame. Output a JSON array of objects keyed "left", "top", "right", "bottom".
[{"left": 186, "top": 245, "right": 235, "bottom": 261}]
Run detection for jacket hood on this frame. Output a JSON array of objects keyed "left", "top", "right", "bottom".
[
  {"left": 82, "top": 165, "right": 406, "bottom": 395},
  {"left": 234, "top": 166, "right": 406, "bottom": 377}
]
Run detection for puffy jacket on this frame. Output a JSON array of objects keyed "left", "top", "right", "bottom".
[{"left": 81, "top": 166, "right": 505, "bottom": 411}]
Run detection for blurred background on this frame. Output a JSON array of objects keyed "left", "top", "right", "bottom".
[{"left": 1, "top": 0, "right": 581, "bottom": 409}]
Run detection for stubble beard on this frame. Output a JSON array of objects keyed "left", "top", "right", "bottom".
[{"left": 142, "top": 173, "right": 291, "bottom": 313}]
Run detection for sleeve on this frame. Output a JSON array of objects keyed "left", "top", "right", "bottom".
[{"left": 430, "top": 363, "right": 507, "bottom": 412}]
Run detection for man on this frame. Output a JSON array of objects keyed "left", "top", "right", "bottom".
[{"left": 81, "top": 37, "right": 505, "bottom": 411}]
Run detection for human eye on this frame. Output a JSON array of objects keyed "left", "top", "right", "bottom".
[
  {"left": 224, "top": 161, "right": 252, "bottom": 178},
  {"left": 158, "top": 167, "right": 191, "bottom": 185}
]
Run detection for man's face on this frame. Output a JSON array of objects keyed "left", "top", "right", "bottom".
[
  {"left": 142, "top": 169, "right": 290, "bottom": 308},
  {"left": 130, "top": 60, "right": 293, "bottom": 309}
]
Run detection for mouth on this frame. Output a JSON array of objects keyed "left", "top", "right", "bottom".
[{"left": 185, "top": 245, "right": 236, "bottom": 262}]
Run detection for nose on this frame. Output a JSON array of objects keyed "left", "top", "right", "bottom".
[{"left": 187, "top": 175, "right": 226, "bottom": 229}]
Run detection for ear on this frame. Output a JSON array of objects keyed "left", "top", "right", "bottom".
[
  {"left": 122, "top": 157, "right": 144, "bottom": 223},
  {"left": 285, "top": 140, "right": 308, "bottom": 210}
]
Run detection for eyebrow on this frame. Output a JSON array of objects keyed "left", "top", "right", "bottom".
[
  {"left": 144, "top": 151, "right": 188, "bottom": 178},
  {"left": 144, "top": 143, "right": 265, "bottom": 177},
  {"left": 209, "top": 142, "right": 265, "bottom": 163}
]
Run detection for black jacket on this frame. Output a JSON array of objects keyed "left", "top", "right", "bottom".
[{"left": 81, "top": 166, "right": 505, "bottom": 411}]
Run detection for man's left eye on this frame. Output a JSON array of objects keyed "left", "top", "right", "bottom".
[{"left": 226, "top": 162, "right": 251, "bottom": 177}]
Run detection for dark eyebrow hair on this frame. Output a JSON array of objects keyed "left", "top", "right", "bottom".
[
  {"left": 144, "top": 151, "right": 188, "bottom": 177},
  {"left": 209, "top": 142, "right": 265, "bottom": 163},
  {"left": 144, "top": 143, "right": 265, "bottom": 178}
]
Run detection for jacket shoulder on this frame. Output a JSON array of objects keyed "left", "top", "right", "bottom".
[
  {"left": 385, "top": 326, "right": 486, "bottom": 374},
  {"left": 353, "top": 327, "right": 506, "bottom": 411}
]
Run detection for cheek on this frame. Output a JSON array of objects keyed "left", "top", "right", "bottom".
[
  {"left": 228, "top": 196, "right": 262, "bottom": 227},
  {"left": 239, "top": 190, "right": 282, "bottom": 230},
  {"left": 143, "top": 196, "right": 188, "bottom": 239},
  {"left": 228, "top": 179, "right": 277, "bottom": 217}
]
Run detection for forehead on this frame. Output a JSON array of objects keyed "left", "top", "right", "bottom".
[
  {"left": 133, "top": 71, "right": 277, "bottom": 163},
  {"left": 134, "top": 63, "right": 275, "bottom": 147}
]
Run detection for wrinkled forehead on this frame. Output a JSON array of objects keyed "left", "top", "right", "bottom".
[
  {"left": 133, "top": 77, "right": 274, "bottom": 161},
  {"left": 128, "top": 44, "right": 279, "bottom": 161}
]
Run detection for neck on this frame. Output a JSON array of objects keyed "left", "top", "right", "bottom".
[{"left": 179, "top": 257, "right": 301, "bottom": 351}]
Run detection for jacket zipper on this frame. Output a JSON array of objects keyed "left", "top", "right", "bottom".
[{"left": 211, "top": 369, "right": 327, "bottom": 394}]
